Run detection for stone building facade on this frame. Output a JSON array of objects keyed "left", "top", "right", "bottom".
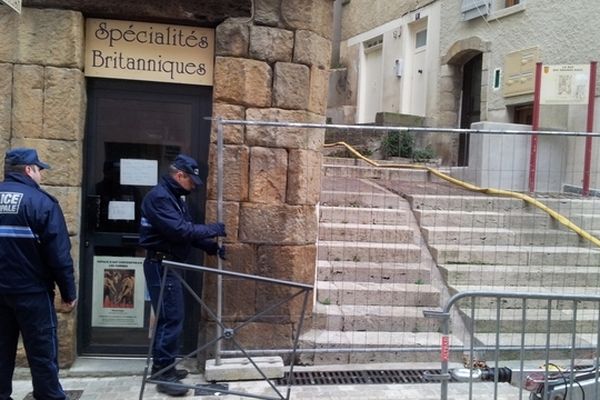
[
  {"left": 1, "top": 0, "right": 332, "bottom": 366},
  {"left": 330, "top": 0, "right": 600, "bottom": 169}
]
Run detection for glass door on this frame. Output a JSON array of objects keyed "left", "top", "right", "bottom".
[{"left": 80, "top": 78, "right": 212, "bottom": 355}]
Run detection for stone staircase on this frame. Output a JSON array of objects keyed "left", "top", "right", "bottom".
[
  {"left": 301, "top": 155, "right": 600, "bottom": 364},
  {"left": 299, "top": 157, "right": 461, "bottom": 364},
  {"left": 408, "top": 192, "right": 600, "bottom": 359}
]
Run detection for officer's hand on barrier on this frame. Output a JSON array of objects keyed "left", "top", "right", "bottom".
[
  {"left": 217, "top": 245, "right": 226, "bottom": 260},
  {"left": 209, "top": 222, "right": 227, "bottom": 237}
]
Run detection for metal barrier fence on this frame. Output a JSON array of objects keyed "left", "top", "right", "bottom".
[
  {"left": 140, "top": 260, "right": 313, "bottom": 400},
  {"left": 211, "top": 118, "right": 600, "bottom": 368},
  {"left": 425, "top": 290, "right": 600, "bottom": 400}
]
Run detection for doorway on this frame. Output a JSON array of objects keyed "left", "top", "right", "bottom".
[
  {"left": 79, "top": 79, "right": 212, "bottom": 355},
  {"left": 458, "top": 53, "right": 482, "bottom": 166}
]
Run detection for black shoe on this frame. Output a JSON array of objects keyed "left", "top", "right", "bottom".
[
  {"left": 152, "top": 365, "right": 189, "bottom": 380},
  {"left": 156, "top": 380, "right": 189, "bottom": 397}
]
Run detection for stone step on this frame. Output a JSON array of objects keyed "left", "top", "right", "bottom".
[
  {"left": 321, "top": 190, "right": 409, "bottom": 209},
  {"left": 298, "top": 330, "right": 461, "bottom": 364},
  {"left": 317, "top": 260, "right": 430, "bottom": 283},
  {"left": 319, "top": 206, "right": 411, "bottom": 225},
  {"left": 312, "top": 303, "right": 442, "bottom": 332},
  {"left": 321, "top": 176, "right": 390, "bottom": 193},
  {"left": 422, "top": 226, "right": 587, "bottom": 246},
  {"left": 440, "top": 264, "right": 600, "bottom": 287},
  {"left": 409, "top": 194, "right": 600, "bottom": 215},
  {"left": 415, "top": 209, "right": 555, "bottom": 229},
  {"left": 319, "top": 222, "right": 414, "bottom": 243},
  {"left": 460, "top": 308, "right": 599, "bottom": 333},
  {"left": 323, "top": 157, "right": 370, "bottom": 166},
  {"left": 318, "top": 241, "right": 422, "bottom": 263},
  {"left": 562, "top": 213, "right": 600, "bottom": 230},
  {"left": 431, "top": 244, "right": 600, "bottom": 266},
  {"left": 449, "top": 285, "right": 600, "bottom": 309},
  {"left": 409, "top": 194, "right": 531, "bottom": 212},
  {"left": 533, "top": 197, "right": 600, "bottom": 215},
  {"left": 323, "top": 164, "right": 431, "bottom": 181},
  {"left": 474, "top": 332, "right": 598, "bottom": 350},
  {"left": 316, "top": 281, "right": 440, "bottom": 307}
]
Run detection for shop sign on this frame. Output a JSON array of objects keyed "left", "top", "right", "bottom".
[
  {"left": 1, "top": 0, "right": 21, "bottom": 14},
  {"left": 85, "top": 18, "right": 214, "bottom": 86}
]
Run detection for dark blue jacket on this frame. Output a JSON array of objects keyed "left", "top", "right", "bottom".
[
  {"left": 139, "top": 175, "right": 221, "bottom": 261},
  {"left": 0, "top": 172, "right": 76, "bottom": 302}
]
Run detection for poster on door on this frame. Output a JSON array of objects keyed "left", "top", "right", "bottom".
[{"left": 91, "top": 256, "right": 146, "bottom": 328}]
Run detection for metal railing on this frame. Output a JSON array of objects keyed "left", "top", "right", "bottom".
[
  {"left": 425, "top": 290, "right": 600, "bottom": 400},
  {"left": 139, "top": 260, "right": 313, "bottom": 400}
]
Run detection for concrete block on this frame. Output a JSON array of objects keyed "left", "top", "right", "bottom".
[{"left": 204, "top": 356, "right": 284, "bottom": 381}]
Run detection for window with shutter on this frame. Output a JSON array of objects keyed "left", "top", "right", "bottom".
[{"left": 461, "top": 0, "right": 489, "bottom": 21}]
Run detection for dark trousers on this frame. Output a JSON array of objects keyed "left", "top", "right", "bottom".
[
  {"left": 143, "top": 258, "right": 184, "bottom": 368},
  {"left": 0, "top": 292, "right": 66, "bottom": 400}
]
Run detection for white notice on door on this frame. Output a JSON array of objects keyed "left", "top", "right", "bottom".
[
  {"left": 120, "top": 159, "right": 158, "bottom": 186},
  {"left": 108, "top": 201, "right": 135, "bottom": 220}
]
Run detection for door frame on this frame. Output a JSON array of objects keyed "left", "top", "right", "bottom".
[{"left": 78, "top": 78, "right": 213, "bottom": 356}]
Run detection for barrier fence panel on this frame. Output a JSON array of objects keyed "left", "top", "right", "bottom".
[
  {"left": 140, "top": 260, "right": 313, "bottom": 400},
  {"left": 425, "top": 291, "right": 600, "bottom": 400},
  {"left": 210, "top": 119, "right": 600, "bottom": 378}
]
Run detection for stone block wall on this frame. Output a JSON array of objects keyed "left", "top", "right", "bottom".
[
  {"left": 0, "top": 7, "right": 86, "bottom": 366},
  {"left": 204, "top": 0, "right": 333, "bottom": 358}
]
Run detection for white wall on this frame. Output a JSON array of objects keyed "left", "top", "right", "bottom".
[
  {"left": 346, "top": 1, "right": 441, "bottom": 124},
  {"left": 467, "top": 122, "right": 531, "bottom": 191}
]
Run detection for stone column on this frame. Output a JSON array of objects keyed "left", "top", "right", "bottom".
[
  {"left": 0, "top": 7, "right": 85, "bottom": 367},
  {"left": 204, "top": 0, "right": 333, "bottom": 362}
]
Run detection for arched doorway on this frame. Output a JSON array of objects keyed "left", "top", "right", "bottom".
[{"left": 458, "top": 53, "right": 482, "bottom": 166}]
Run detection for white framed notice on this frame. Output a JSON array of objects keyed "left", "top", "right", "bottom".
[
  {"left": 108, "top": 201, "right": 135, "bottom": 220},
  {"left": 540, "top": 64, "right": 590, "bottom": 105},
  {"left": 91, "top": 256, "right": 146, "bottom": 328},
  {"left": 120, "top": 158, "right": 158, "bottom": 186}
]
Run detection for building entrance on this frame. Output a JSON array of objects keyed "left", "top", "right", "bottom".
[{"left": 79, "top": 78, "right": 212, "bottom": 355}]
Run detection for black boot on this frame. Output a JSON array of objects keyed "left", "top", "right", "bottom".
[
  {"left": 151, "top": 366, "right": 189, "bottom": 396},
  {"left": 156, "top": 379, "right": 189, "bottom": 397},
  {"left": 151, "top": 365, "right": 189, "bottom": 380}
]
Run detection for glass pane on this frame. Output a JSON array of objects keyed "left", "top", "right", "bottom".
[{"left": 416, "top": 29, "right": 427, "bottom": 48}]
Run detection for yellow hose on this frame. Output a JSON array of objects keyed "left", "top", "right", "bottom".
[{"left": 324, "top": 141, "right": 600, "bottom": 248}]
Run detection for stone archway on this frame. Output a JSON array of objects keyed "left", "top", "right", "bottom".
[{"left": 436, "top": 36, "right": 491, "bottom": 165}]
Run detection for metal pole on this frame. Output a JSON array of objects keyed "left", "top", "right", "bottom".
[
  {"left": 215, "top": 118, "right": 224, "bottom": 365},
  {"left": 582, "top": 61, "right": 597, "bottom": 196},
  {"left": 529, "top": 62, "right": 543, "bottom": 192},
  {"left": 216, "top": 118, "right": 600, "bottom": 138}
]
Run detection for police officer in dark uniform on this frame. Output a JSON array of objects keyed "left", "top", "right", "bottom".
[
  {"left": 139, "top": 154, "right": 225, "bottom": 397},
  {"left": 0, "top": 148, "right": 77, "bottom": 400}
]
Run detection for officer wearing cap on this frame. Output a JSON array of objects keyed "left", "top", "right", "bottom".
[
  {"left": 139, "top": 154, "right": 226, "bottom": 396},
  {"left": 0, "top": 148, "right": 77, "bottom": 400}
]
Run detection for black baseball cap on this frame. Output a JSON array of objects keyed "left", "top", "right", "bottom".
[
  {"left": 5, "top": 148, "right": 50, "bottom": 170},
  {"left": 172, "top": 154, "right": 203, "bottom": 185}
]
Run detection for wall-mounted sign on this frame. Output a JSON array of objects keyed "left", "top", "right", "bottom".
[
  {"left": 540, "top": 64, "right": 590, "bottom": 105},
  {"left": 1, "top": 0, "right": 21, "bottom": 14},
  {"left": 85, "top": 18, "right": 214, "bottom": 86},
  {"left": 503, "top": 47, "right": 539, "bottom": 97}
]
